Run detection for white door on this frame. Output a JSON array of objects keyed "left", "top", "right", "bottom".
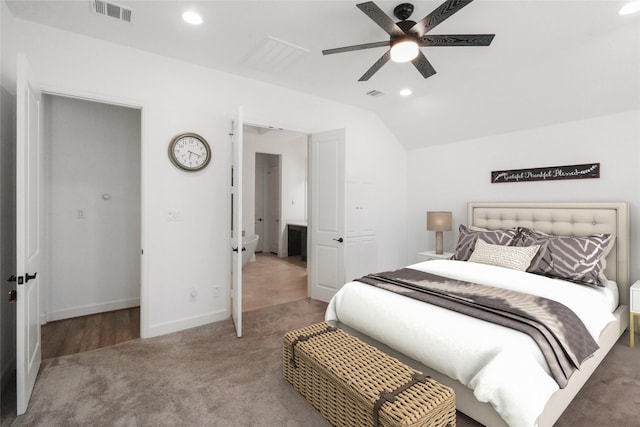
[
  {"left": 267, "top": 162, "right": 280, "bottom": 254},
  {"left": 254, "top": 162, "right": 266, "bottom": 253},
  {"left": 345, "top": 236, "right": 378, "bottom": 282},
  {"left": 309, "top": 129, "right": 346, "bottom": 302},
  {"left": 230, "top": 108, "right": 243, "bottom": 338},
  {"left": 15, "top": 54, "right": 43, "bottom": 415}
]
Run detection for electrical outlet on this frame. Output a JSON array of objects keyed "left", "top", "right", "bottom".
[
  {"left": 77, "top": 208, "right": 86, "bottom": 219},
  {"left": 212, "top": 286, "right": 220, "bottom": 298},
  {"left": 190, "top": 288, "right": 197, "bottom": 302}
]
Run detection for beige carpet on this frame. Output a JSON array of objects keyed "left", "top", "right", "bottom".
[{"left": 11, "top": 298, "right": 640, "bottom": 427}]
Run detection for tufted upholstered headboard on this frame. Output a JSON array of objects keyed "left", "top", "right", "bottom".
[{"left": 468, "top": 202, "right": 630, "bottom": 306}]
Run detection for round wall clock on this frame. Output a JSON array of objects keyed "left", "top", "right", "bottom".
[{"left": 168, "top": 132, "right": 212, "bottom": 172}]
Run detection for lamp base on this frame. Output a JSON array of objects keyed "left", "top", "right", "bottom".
[{"left": 435, "top": 231, "right": 444, "bottom": 255}]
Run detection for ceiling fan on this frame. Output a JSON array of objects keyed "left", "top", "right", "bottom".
[{"left": 322, "top": 0, "right": 495, "bottom": 81}]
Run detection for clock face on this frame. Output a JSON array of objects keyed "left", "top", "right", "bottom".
[{"left": 168, "top": 133, "right": 211, "bottom": 171}]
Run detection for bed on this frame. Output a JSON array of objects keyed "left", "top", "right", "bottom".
[{"left": 325, "top": 202, "right": 630, "bottom": 427}]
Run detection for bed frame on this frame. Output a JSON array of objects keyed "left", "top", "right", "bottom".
[{"left": 338, "top": 202, "right": 630, "bottom": 427}]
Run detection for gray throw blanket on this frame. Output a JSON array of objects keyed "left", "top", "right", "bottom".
[{"left": 356, "top": 268, "right": 599, "bottom": 388}]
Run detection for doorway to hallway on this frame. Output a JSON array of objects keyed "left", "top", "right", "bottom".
[{"left": 242, "top": 125, "right": 308, "bottom": 312}]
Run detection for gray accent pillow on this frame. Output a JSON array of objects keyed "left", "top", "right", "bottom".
[
  {"left": 452, "top": 225, "right": 521, "bottom": 261},
  {"left": 518, "top": 227, "right": 615, "bottom": 286},
  {"left": 468, "top": 239, "right": 541, "bottom": 271}
]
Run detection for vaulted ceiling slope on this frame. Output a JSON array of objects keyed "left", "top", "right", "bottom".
[{"left": 6, "top": 0, "right": 640, "bottom": 149}]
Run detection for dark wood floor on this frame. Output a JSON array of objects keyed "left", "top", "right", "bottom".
[{"left": 41, "top": 307, "right": 140, "bottom": 359}]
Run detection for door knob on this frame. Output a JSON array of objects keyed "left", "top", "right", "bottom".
[
  {"left": 7, "top": 275, "right": 16, "bottom": 282},
  {"left": 25, "top": 272, "right": 37, "bottom": 283},
  {"left": 258, "top": 218, "right": 263, "bottom": 222},
  {"left": 333, "top": 237, "right": 344, "bottom": 243}
]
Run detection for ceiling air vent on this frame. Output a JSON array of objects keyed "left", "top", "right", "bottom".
[
  {"left": 366, "top": 90, "right": 384, "bottom": 97},
  {"left": 243, "top": 36, "right": 310, "bottom": 74},
  {"left": 91, "top": 0, "right": 133, "bottom": 23}
]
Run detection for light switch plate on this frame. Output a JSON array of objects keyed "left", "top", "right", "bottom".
[{"left": 167, "top": 210, "right": 184, "bottom": 221}]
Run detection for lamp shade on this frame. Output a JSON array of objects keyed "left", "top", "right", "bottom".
[{"left": 426, "top": 211, "right": 452, "bottom": 232}]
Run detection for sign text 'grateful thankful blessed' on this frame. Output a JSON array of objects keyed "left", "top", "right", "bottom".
[{"left": 491, "top": 163, "right": 600, "bottom": 184}]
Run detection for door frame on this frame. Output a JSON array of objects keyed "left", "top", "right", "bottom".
[
  {"left": 242, "top": 118, "right": 345, "bottom": 301},
  {"left": 243, "top": 121, "right": 306, "bottom": 263},
  {"left": 38, "top": 85, "right": 148, "bottom": 337}
]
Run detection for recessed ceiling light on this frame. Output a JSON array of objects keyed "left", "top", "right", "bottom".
[
  {"left": 182, "top": 10, "right": 203, "bottom": 25},
  {"left": 619, "top": 1, "right": 640, "bottom": 15},
  {"left": 400, "top": 88, "right": 412, "bottom": 97}
]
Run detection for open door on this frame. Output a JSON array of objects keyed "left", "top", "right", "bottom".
[
  {"left": 15, "top": 54, "right": 43, "bottom": 415},
  {"left": 230, "top": 108, "right": 243, "bottom": 337},
  {"left": 254, "top": 161, "right": 265, "bottom": 253},
  {"left": 308, "top": 129, "right": 346, "bottom": 302}
]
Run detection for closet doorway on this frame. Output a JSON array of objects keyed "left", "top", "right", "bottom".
[
  {"left": 41, "top": 94, "right": 141, "bottom": 358},
  {"left": 242, "top": 125, "right": 308, "bottom": 312}
]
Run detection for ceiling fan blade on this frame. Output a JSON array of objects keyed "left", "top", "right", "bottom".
[
  {"left": 411, "top": 51, "right": 437, "bottom": 79},
  {"left": 356, "top": 2, "right": 405, "bottom": 38},
  {"left": 411, "top": 0, "right": 474, "bottom": 37},
  {"left": 323, "top": 41, "right": 389, "bottom": 55},
  {"left": 419, "top": 34, "right": 495, "bottom": 47},
  {"left": 358, "top": 50, "right": 391, "bottom": 81}
]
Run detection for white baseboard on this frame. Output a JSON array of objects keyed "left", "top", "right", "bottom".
[
  {"left": 46, "top": 297, "right": 140, "bottom": 322},
  {"left": 144, "top": 309, "right": 228, "bottom": 339}
]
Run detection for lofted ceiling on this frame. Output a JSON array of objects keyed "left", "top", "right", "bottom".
[{"left": 6, "top": 0, "right": 640, "bottom": 149}]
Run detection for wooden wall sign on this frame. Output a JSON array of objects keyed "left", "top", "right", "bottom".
[{"left": 491, "top": 163, "right": 600, "bottom": 183}]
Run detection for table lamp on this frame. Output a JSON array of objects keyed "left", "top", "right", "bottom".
[{"left": 426, "top": 211, "right": 452, "bottom": 255}]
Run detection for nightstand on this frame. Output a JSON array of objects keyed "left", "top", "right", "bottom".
[
  {"left": 631, "top": 280, "right": 640, "bottom": 348},
  {"left": 416, "top": 250, "right": 453, "bottom": 262}
]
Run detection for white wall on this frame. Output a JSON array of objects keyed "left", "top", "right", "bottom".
[
  {"left": 243, "top": 127, "right": 307, "bottom": 256},
  {"left": 0, "top": 0, "right": 17, "bottom": 399},
  {"left": 2, "top": 12, "right": 408, "bottom": 338},
  {"left": 407, "top": 110, "right": 640, "bottom": 283},
  {"left": 44, "top": 95, "right": 141, "bottom": 321}
]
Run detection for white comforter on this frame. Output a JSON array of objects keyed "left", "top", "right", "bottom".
[{"left": 325, "top": 260, "right": 617, "bottom": 427}]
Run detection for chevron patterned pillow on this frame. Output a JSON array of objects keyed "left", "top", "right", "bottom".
[
  {"left": 519, "top": 228, "right": 615, "bottom": 286},
  {"left": 452, "top": 225, "right": 520, "bottom": 261}
]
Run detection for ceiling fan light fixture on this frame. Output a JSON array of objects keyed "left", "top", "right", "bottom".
[
  {"left": 390, "top": 39, "right": 419, "bottom": 63},
  {"left": 619, "top": 1, "right": 640, "bottom": 15},
  {"left": 182, "top": 10, "right": 203, "bottom": 25},
  {"left": 323, "top": 0, "right": 494, "bottom": 80}
]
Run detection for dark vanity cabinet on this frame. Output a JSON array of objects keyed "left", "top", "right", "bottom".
[{"left": 287, "top": 224, "right": 307, "bottom": 261}]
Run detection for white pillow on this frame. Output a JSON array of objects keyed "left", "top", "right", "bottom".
[{"left": 468, "top": 239, "right": 540, "bottom": 271}]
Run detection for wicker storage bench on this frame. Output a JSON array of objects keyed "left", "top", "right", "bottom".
[{"left": 283, "top": 322, "right": 456, "bottom": 427}]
